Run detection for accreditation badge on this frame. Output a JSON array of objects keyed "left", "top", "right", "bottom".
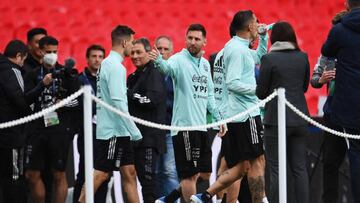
[{"left": 44, "top": 111, "right": 60, "bottom": 127}]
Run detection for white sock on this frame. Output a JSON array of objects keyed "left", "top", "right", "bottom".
[{"left": 262, "top": 197, "right": 269, "bottom": 203}]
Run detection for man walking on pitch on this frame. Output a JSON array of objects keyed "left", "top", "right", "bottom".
[
  {"left": 190, "top": 10, "right": 269, "bottom": 203},
  {"left": 79, "top": 25, "right": 142, "bottom": 203},
  {"left": 149, "top": 24, "right": 227, "bottom": 203}
]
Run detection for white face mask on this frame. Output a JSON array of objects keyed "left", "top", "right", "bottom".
[{"left": 43, "top": 53, "right": 58, "bottom": 66}]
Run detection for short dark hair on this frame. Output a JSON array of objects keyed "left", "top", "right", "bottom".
[
  {"left": 229, "top": 24, "right": 236, "bottom": 38},
  {"left": 27, "top": 27, "right": 47, "bottom": 42},
  {"left": 230, "top": 10, "right": 255, "bottom": 33},
  {"left": 187, "top": 24, "right": 206, "bottom": 37},
  {"left": 133, "top": 38, "right": 151, "bottom": 52},
  {"left": 86, "top": 44, "right": 105, "bottom": 58},
  {"left": 270, "top": 21, "right": 300, "bottom": 50},
  {"left": 39, "top": 36, "right": 58, "bottom": 49},
  {"left": 348, "top": 0, "right": 360, "bottom": 9},
  {"left": 111, "top": 25, "right": 135, "bottom": 46},
  {"left": 4, "top": 39, "right": 28, "bottom": 58}
]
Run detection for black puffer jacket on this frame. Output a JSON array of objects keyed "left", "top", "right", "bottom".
[
  {"left": 322, "top": 8, "right": 360, "bottom": 130},
  {"left": 0, "top": 54, "right": 31, "bottom": 148}
]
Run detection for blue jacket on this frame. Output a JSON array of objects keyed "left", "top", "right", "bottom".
[
  {"left": 321, "top": 8, "right": 360, "bottom": 130},
  {"left": 164, "top": 75, "right": 174, "bottom": 127}
]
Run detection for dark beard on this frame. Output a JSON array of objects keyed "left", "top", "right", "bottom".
[
  {"left": 189, "top": 51, "right": 199, "bottom": 57},
  {"left": 188, "top": 48, "right": 201, "bottom": 57}
]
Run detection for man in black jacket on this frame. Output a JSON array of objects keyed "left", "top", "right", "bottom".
[
  {"left": 73, "top": 44, "right": 109, "bottom": 203},
  {"left": 24, "top": 28, "right": 47, "bottom": 71},
  {"left": 23, "top": 27, "right": 57, "bottom": 203},
  {"left": 311, "top": 11, "right": 348, "bottom": 203},
  {"left": 321, "top": 0, "right": 360, "bottom": 202},
  {"left": 0, "top": 40, "right": 31, "bottom": 203},
  {"left": 25, "top": 36, "right": 80, "bottom": 203},
  {"left": 128, "top": 38, "right": 167, "bottom": 203}
]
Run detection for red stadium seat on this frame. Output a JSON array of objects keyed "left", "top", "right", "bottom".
[{"left": 0, "top": 0, "right": 345, "bottom": 114}]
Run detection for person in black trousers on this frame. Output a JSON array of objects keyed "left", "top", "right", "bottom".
[
  {"left": 311, "top": 10, "right": 349, "bottom": 203},
  {"left": 322, "top": 1, "right": 360, "bottom": 201},
  {"left": 73, "top": 44, "right": 110, "bottom": 203},
  {"left": 0, "top": 40, "right": 31, "bottom": 203},
  {"left": 128, "top": 38, "right": 167, "bottom": 203},
  {"left": 256, "top": 21, "right": 310, "bottom": 203}
]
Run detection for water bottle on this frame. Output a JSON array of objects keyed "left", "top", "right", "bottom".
[{"left": 258, "top": 23, "right": 275, "bottom": 35}]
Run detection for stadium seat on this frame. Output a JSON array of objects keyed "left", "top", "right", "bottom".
[{"left": 0, "top": 0, "right": 345, "bottom": 114}]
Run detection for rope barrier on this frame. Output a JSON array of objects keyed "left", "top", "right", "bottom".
[
  {"left": 91, "top": 91, "right": 278, "bottom": 131},
  {"left": 1, "top": 87, "right": 359, "bottom": 140},
  {"left": 0, "top": 88, "right": 84, "bottom": 129},
  {"left": 285, "top": 99, "right": 360, "bottom": 139}
]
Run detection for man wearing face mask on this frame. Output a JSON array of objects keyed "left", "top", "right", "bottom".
[
  {"left": 0, "top": 39, "right": 32, "bottom": 203},
  {"left": 149, "top": 24, "right": 226, "bottom": 203},
  {"left": 23, "top": 27, "right": 57, "bottom": 203},
  {"left": 24, "top": 36, "right": 80, "bottom": 203},
  {"left": 127, "top": 38, "right": 167, "bottom": 203}
]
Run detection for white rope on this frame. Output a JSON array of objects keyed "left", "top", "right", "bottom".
[
  {"left": 285, "top": 99, "right": 360, "bottom": 139},
  {"left": 92, "top": 91, "right": 278, "bottom": 131},
  {"left": 0, "top": 88, "right": 84, "bottom": 129},
  {"left": 2, "top": 85, "right": 356, "bottom": 140}
]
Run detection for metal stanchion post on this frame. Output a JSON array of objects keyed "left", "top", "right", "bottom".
[
  {"left": 83, "top": 85, "right": 94, "bottom": 203},
  {"left": 277, "top": 88, "right": 287, "bottom": 203}
]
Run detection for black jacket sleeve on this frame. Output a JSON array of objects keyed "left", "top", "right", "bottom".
[
  {"left": 25, "top": 82, "right": 44, "bottom": 104},
  {"left": 128, "top": 69, "right": 166, "bottom": 109},
  {"left": 321, "top": 26, "right": 339, "bottom": 57},
  {"left": 1, "top": 69, "right": 31, "bottom": 116},
  {"left": 256, "top": 55, "right": 273, "bottom": 100},
  {"left": 23, "top": 68, "right": 45, "bottom": 105}
]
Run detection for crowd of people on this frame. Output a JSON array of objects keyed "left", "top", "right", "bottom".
[{"left": 1, "top": 0, "right": 360, "bottom": 203}]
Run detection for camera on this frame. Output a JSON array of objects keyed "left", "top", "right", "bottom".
[
  {"left": 51, "top": 67, "right": 78, "bottom": 80},
  {"left": 51, "top": 58, "right": 78, "bottom": 99}
]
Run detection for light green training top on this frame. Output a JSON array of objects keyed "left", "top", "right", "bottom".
[
  {"left": 96, "top": 51, "right": 142, "bottom": 140},
  {"left": 213, "top": 48, "right": 227, "bottom": 117},
  {"left": 224, "top": 34, "right": 268, "bottom": 122},
  {"left": 154, "top": 48, "right": 222, "bottom": 136}
]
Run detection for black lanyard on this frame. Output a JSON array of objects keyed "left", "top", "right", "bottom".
[{"left": 82, "top": 72, "right": 95, "bottom": 94}]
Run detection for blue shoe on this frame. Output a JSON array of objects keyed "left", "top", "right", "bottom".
[
  {"left": 190, "top": 194, "right": 205, "bottom": 203},
  {"left": 155, "top": 196, "right": 166, "bottom": 203}
]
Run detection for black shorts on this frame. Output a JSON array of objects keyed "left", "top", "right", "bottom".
[
  {"left": 26, "top": 131, "right": 72, "bottom": 171},
  {"left": 94, "top": 136, "right": 134, "bottom": 172},
  {"left": 225, "top": 116, "right": 264, "bottom": 168},
  {"left": 219, "top": 132, "right": 230, "bottom": 158},
  {"left": 172, "top": 131, "right": 212, "bottom": 179}
]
